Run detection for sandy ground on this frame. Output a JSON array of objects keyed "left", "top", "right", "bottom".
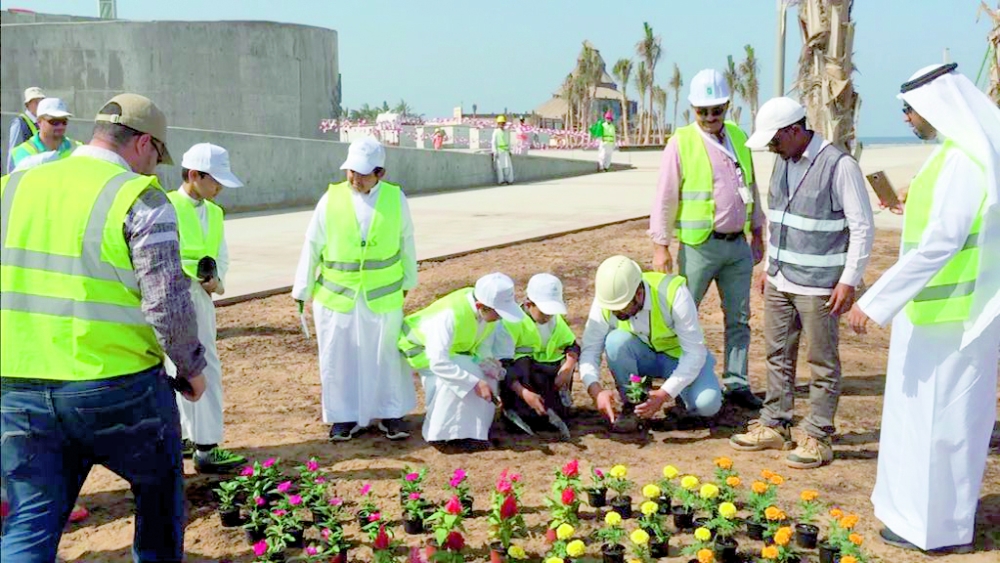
[{"left": 57, "top": 220, "right": 999, "bottom": 562}]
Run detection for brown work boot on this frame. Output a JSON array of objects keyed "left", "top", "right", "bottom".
[
  {"left": 785, "top": 434, "right": 833, "bottom": 469},
  {"left": 729, "top": 420, "right": 795, "bottom": 451}
]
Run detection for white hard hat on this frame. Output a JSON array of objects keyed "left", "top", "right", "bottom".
[
  {"left": 474, "top": 273, "right": 524, "bottom": 322},
  {"left": 744, "top": 97, "right": 807, "bottom": 149},
  {"left": 526, "top": 273, "right": 568, "bottom": 315},
  {"left": 688, "top": 69, "right": 730, "bottom": 107},
  {"left": 594, "top": 256, "right": 643, "bottom": 311},
  {"left": 181, "top": 143, "right": 243, "bottom": 188}
]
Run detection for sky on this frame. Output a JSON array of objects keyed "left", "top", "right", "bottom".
[{"left": 1, "top": 0, "right": 991, "bottom": 137}]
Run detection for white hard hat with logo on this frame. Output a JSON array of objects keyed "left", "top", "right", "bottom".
[
  {"left": 594, "top": 255, "right": 643, "bottom": 311},
  {"left": 688, "top": 69, "right": 730, "bottom": 107}
]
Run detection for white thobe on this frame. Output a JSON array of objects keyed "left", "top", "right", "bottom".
[
  {"left": 857, "top": 145, "right": 1000, "bottom": 550},
  {"left": 598, "top": 142, "right": 614, "bottom": 170},
  {"left": 291, "top": 182, "right": 419, "bottom": 427},
  {"left": 417, "top": 293, "right": 514, "bottom": 442},
  {"left": 164, "top": 188, "right": 230, "bottom": 445},
  {"left": 492, "top": 129, "right": 514, "bottom": 184}
]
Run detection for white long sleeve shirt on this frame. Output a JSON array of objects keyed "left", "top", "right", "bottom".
[
  {"left": 768, "top": 133, "right": 875, "bottom": 295},
  {"left": 578, "top": 281, "right": 708, "bottom": 398},
  {"left": 292, "top": 182, "right": 418, "bottom": 303},
  {"left": 174, "top": 186, "right": 230, "bottom": 295}
]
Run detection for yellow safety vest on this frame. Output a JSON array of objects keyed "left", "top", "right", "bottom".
[
  {"left": 495, "top": 129, "right": 510, "bottom": 152},
  {"left": 503, "top": 310, "right": 577, "bottom": 363},
  {"left": 673, "top": 122, "right": 755, "bottom": 245},
  {"left": 601, "top": 122, "right": 617, "bottom": 143},
  {"left": 399, "top": 287, "right": 496, "bottom": 370},
  {"left": 314, "top": 181, "right": 405, "bottom": 314},
  {"left": 18, "top": 112, "right": 38, "bottom": 138},
  {"left": 902, "top": 140, "right": 985, "bottom": 324},
  {"left": 1, "top": 157, "right": 164, "bottom": 380},
  {"left": 602, "top": 272, "right": 686, "bottom": 358},
  {"left": 167, "top": 190, "right": 224, "bottom": 280},
  {"left": 10, "top": 134, "right": 81, "bottom": 168}
]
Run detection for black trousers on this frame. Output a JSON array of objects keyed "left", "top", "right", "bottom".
[{"left": 501, "top": 356, "right": 569, "bottom": 429}]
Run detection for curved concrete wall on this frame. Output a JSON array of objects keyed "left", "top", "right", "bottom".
[{"left": 0, "top": 19, "right": 338, "bottom": 140}]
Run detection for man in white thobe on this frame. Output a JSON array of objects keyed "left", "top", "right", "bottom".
[
  {"left": 847, "top": 64, "right": 1000, "bottom": 553},
  {"left": 292, "top": 137, "right": 418, "bottom": 442},
  {"left": 492, "top": 116, "right": 515, "bottom": 185},
  {"left": 399, "top": 273, "right": 521, "bottom": 444}
]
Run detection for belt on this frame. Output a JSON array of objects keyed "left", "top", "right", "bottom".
[{"left": 711, "top": 231, "right": 745, "bottom": 241}]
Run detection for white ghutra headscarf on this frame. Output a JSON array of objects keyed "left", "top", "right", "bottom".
[{"left": 899, "top": 64, "right": 1000, "bottom": 348}]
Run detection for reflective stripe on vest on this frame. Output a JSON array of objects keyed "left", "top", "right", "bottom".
[
  {"left": 673, "top": 122, "right": 755, "bottom": 245},
  {"left": 902, "top": 140, "right": 985, "bottom": 324},
  {"left": 167, "top": 190, "right": 224, "bottom": 280},
  {"left": 1, "top": 157, "right": 164, "bottom": 380},
  {"left": 315, "top": 181, "right": 405, "bottom": 314},
  {"left": 602, "top": 272, "right": 686, "bottom": 358},
  {"left": 766, "top": 143, "right": 850, "bottom": 289},
  {"left": 602, "top": 122, "right": 617, "bottom": 143},
  {"left": 503, "top": 311, "right": 576, "bottom": 363},
  {"left": 399, "top": 287, "right": 496, "bottom": 370}
]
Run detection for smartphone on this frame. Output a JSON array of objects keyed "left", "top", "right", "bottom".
[{"left": 866, "top": 171, "right": 901, "bottom": 209}]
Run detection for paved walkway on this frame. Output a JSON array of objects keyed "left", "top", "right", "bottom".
[{"left": 221, "top": 144, "right": 932, "bottom": 301}]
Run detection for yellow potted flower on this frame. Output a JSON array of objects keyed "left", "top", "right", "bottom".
[
  {"left": 712, "top": 457, "right": 741, "bottom": 505},
  {"left": 671, "top": 475, "right": 701, "bottom": 531},
  {"left": 636, "top": 498, "right": 669, "bottom": 558},
  {"left": 793, "top": 490, "right": 821, "bottom": 549},
  {"left": 593, "top": 510, "right": 627, "bottom": 562},
  {"left": 627, "top": 527, "right": 654, "bottom": 563},
  {"left": 606, "top": 464, "right": 635, "bottom": 519},
  {"left": 706, "top": 501, "right": 739, "bottom": 562},
  {"left": 681, "top": 526, "right": 713, "bottom": 561},
  {"left": 743, "top": 475, "right": 778, "bottom": 540}
]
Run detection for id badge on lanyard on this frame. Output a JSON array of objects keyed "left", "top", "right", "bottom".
[{"left": 735, "top": 167, "right": 753, "bottom": 205}]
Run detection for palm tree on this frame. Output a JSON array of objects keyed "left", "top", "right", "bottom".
[
  {"left": 393, "top": 99, "right": 412, "bottom": 117},
  {"left": 578, "top": 44, "right": 604, "bottom": 126},
  {"left": 738, "top": 44, "right": 760, "bottom": 124},
  {"left": 652, "top": 85, "right": 667, "bottom": 143},
  {"left": 635, "top": 22, "right": 662, "bottom": 144},
  {"left": 682, "top": 108, "right": 692, "bottom": 125},
  {"left": 561, "top": 73, "right": 577, "bottom": 130},
  {"left": 668, "top": 63, "right": 683, "bottom": 135},
  {"left": 612, "top": 58, "right": 634, "bottom": 144},
  {"left": 633, "top": 61, "right": 651, "bottom": 145},
  {"left": 723, "top": 54, "right": 745, "bottom": 126}
]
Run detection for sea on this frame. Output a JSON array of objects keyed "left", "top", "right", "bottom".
[{"left": 858, "top": 136, "right": 931, "bottom": 147}]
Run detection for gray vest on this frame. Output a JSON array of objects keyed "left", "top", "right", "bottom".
[{"left": 767, "top": 143, "right": 849, "bottom": 289}]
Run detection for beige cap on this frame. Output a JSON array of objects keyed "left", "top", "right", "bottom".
[
  {"left": 594, "top": 255, "right": 643, "bottom": 311},
  {"left": 23, "top": 87, "right": 46, "bottom": 104},
  {"left": 94, "top": 93, "right": 172, "bottom": 164}
]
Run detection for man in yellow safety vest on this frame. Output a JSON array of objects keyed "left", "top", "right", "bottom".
[
  {"left": 492, "top": 115, "right": 514, "bottom": 185},
  {"left": 5, "top": 86, "right": 45, "bottom": 172},
  {"left": 9, "top": 98, "right": 82, "bottom": 172}
]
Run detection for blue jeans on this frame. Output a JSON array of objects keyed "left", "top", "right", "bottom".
[
  {"left": 1, "top": 366, "right": 184, "bottom": 563},
  {"left": 604, "top": 329, "right": 722, "bottom": 417}
]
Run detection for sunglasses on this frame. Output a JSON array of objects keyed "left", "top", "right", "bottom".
[
  {"left": 696, "top": 106, "right": 727, "bottom": 118},
  {"left": 150, "top": 137, "right": 166, "bottom": 164},
  {"left": 902, "top": 103, "right": 914, "bottom": 115},
  {"left": 43, "top": 118, "right": 68, "bottom": 126}
]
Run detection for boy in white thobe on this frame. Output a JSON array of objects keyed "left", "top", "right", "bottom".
[
  {"left": 492, "top": 116, "right": 514, "bottom": 185},
  {"left": 596, "top": 111, "right": 616, "bottom": 171},
  {"left": 166, "top": 143, "right": 246, "bottom": 474},
  {"left": 292, "top": 137, "right": 418, "bottom": 442},
  {"left": 399, "top": 273, "right": 521, "bottom": 444},
  {"left": 847, "top": 64, "right": 1000, "bottom": 553}
]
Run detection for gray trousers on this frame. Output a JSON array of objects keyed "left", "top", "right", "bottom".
[
  {"left": 678, "top": 236, "right": 753, "bottom": 390},
  {"left": 760, "top": 282, "right": 841, "bottom": 439}
]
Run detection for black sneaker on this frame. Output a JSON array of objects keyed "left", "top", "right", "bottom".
[
  {"left": 181, "top": 439, "right": 195, "bottom": 459},
  {"left": 329, "top": 422, "right": 358, "bottom": 442},
  {"left": 878, "top": 528, "right": 973, "bottom": 554},
  {"left": 194, "top": 447, "right": 247, "bottom": 474},
  {"left": 725, "top": 387, "right": 763, "bottom": 409},
  {"left": 378, "top": 418, "right": 410, "bottom": 440}
]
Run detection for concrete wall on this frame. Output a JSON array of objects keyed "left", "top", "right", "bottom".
[
  {"left": 0, "top": 16, "right": 339, "bottom": 140},
  {"left": 1, "top": 113, "right": 600, "bottom": 213}
]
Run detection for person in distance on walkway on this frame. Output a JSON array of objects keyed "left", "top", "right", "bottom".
[{"left": 492, "top": 115, "right": 515, "bottom": 185}]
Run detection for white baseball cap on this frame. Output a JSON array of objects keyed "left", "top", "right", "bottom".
[
  {"left": 744, "top": 97, "right": 807, "bottom": 149},
  {"left": 36, "top": 98, "right": 72, "bottom": 119},
  {"left": 181, "top": 143, "right": 243, "bottom": 188},
  {"left": 594, "top": 255, "right": 643, "bottom": 311},
  {"left": 23, "top": 87, "right": 46, "bottom": 104},
  {"left": 527, "top": 273, "right": 568, "bottom": 315},
  {"left": 340, "top": 136, "right": 386, "bottom": 175},
  {"left": 474, "top": 273, "right": 524, "bottom": 322},
  {"left": 688, "top": 69, "right": 730, "bottom": 107}
]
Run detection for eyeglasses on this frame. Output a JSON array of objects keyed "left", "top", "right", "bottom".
[
  {"left": 43, "top": 118, "right": 68, "bottom": 126},
  {"left": 150, "top": 137, "right": 166, "bottom": 164},
  {"left": 695, "top": 106, "right": 727, "bottom": 118}
]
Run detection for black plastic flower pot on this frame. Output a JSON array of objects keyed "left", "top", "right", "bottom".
[
  {"left": 288, "top": 528, "right": 305, "bottom": 549},
  {"left": 601, "top": 543, "right": 626, "bottom": 563},
  {"left": 795, "top": 523, "right": 820, "bottom": 549},
  {"left": 818, "top": 541, "right": 841, "bottom": 563},
  {"left": 657, "top": 494, "right": 672, "bottom": 515},
  {"left": 671, "top": 505, "right": 694, "bottom": 531},
  {"left": 461, "top": 495, "right": 474, "bottom": 516},
  {"left": 650, "top": 537, "right": 670, "bottom": 558},
  {"left": 245, "top": 525, "right": 266, "bottom": 544},
  {"left": 219, "top": 507, "right": 242, "bottom": 528},
  {"left": 715, "top": 536, "right": 739, "bottom": 563},
  {"left": 587, "top": 487, "right": 608, "bottom": 507},
  {"left": 693, "top": 516, "right": 710, "bottom": 529},
  {"left": 610, "top": 495, "right": 633, "bottom": 519},
  {"left": 745, "top": 518, "right": 766, "bottom": 541},
  {"left": 404, "top": 517, "right": 424, "bottom": 535}
]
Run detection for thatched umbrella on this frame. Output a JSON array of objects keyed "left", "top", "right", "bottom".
[{"left": 793, "top": 0, "right": 861, "bottom": 156}]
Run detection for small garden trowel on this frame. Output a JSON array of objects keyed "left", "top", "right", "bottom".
[
  {"left": 492, "top": 395, "right": 535, "bottom": 436},
  {"left": 546, "top": 408, "right": 571, "bottom": 441}
]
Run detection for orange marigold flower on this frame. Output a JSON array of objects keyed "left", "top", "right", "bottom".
[
  {"left": 760, "top": 545, "right": 779, "bottom": 559},
  {"left": 697, "top": 548, "right": 715, "bottom": 563},
  {"left": 769, "top": 474, "right": 785, "bottom": 486},
  {"left": 800, "top": 490, "right": 819, "bottom": 502},
  {"left": 752, "top": 481, "right": 769, "bottom": 494},
  {"left": 714, "top": 457, "right": 733, "bottom": 470},
  {"left": 764, "top": 506, "right": 783, "bottom": 521},
  {"left": 840, "top": 556, "right": 858, "bottom": 563},
  {"left": 840, "top": 515, "right": 859, "bottom": 529},
  {"left": 726, "top": 476, "right": 742, "bottom": 488},
  {"left": 849, "top": 533, "right": 863, "bottom": 546},
  {"left": 829, "top": 508, "right": 844, "bottom": 518},
  {"left": 761, "top": 469, "right": 775, "bottom": 480},
  {"left": 774, "top": 527, "right": 793, "bottom": 546},
  {"left": 778, "top": 510, "right": 788, "bottom": 521}
]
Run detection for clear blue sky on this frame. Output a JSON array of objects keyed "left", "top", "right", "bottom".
[{"left": 2, "top": 0, "right": 990, "bottom": 137}]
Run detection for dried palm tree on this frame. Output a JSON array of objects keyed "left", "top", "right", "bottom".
[
  {"left": 634, "top": 62, "right": 651, "bottom": 145},
  {"left": 653, "top": 85, "right": 668, "bottom": 143},
  {"left": 795, "top": 0, "right": 860, "bottom": 153},
  {"left": 669, "top": 63, "right": 683, "bottom": 135},
  {"left": 978, "top": 1, "right": 1000, "bottom": 104},
  {"left": 682, "top": 108, "right": 692, "bottom": 125},
  {"left": 613, "top": 58, "right": 635, "bottom": 144},
  {"left": 724, "top": 54, "right": 746, "bottom": 126},
  {"left": 636, "top": 22, "right": 663, "bottom": 144},
  {"left": 739, "top": 44, "right": 761, "bottom": 124},
  {"left": 561, "top": 73, "right": 578, "bottom": 130}
]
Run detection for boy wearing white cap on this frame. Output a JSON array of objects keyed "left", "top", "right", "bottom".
[
  {"left": 650, "top": 69, "right": 766, "bottom": 410},
  {"left": 9, "top": 98, "right": 82, "bottom": 172},
  {"left": 165, "top": 142, "right": 246, "bottom": 473},
  {"left": 729, "top": 97, "right": 873, "bottom": 469},
  {"left": 499, "top": 273, "right": 579, "bottom": 431},
  {"left": 6, "top": 86, "right": 45, "bottom": 171},
  {"left": 293, "top": 137, "right": 419, "bottom": 442},
  {"left": 399, "top": 273, "right": 522, "bottom": 444}
]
